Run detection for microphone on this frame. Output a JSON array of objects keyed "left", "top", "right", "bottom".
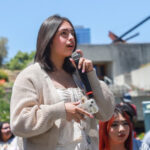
[
  {"left": 72, "top": 51, "right": 94, "bottom": 99},
  {"left": 72, "top": 51, "right": 99, "bottom": 114}
]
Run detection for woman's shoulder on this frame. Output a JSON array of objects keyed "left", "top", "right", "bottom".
[
  {"left": 14, "top": 62, "right": 46, "bottom": 85},
  {"left": 16, "top": 62, "right": 44, "bottom": 79},
  {"left": 19, "top": 62, "right": 41, "bottom": 74}
]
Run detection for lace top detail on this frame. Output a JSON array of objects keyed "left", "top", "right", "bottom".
[
  {"left": 56, "top": 87, "right": 84, "bottom": 103},
  {"left": 56, "top": 87, "right": 91, "bottom": 150}
]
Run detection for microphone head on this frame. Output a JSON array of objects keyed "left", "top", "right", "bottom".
[{"left": 72, "top": 51, "right": 81, "bottom": 61}]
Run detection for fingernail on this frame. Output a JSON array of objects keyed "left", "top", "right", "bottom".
[{"left": 90, "top": 115, "right": 94, "bottom": 118}]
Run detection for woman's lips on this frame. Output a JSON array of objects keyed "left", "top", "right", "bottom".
[
  {"left": 66, "top": 44, "right": 75, "bottom": 50},
  {"left": 118, "top": 133, "right": 126, "bottom": 138}
]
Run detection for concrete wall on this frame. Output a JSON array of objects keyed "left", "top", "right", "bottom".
[
  {"left": 78, "top": 43, "right": 150, "bottom": 79},
  {"left": 77, "top": 43, "right": 150, "bottom": 121},
  {"left": 131, "top": 64, "right": 150, "bottom": 90}
]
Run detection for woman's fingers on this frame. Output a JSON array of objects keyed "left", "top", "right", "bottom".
[
  {"left": 70, "top": 49, "right": 93, "bottom": 72},
  {"left": 85, "top": 59, "right": 93, "bottom": 72},
  {"left": 76, "top": 107, "right": 94, "bottom": 118},
  {"left": 73, "top": 112, "right": 84, "bottom": 123},
  {"left": 76, "top": 49, "right": 83, "bottom": 57},
  {"left": 72, "top": 101, "right": 80, "bottom": 105},
  {"left": 78, "top": 57, "right": 85, "bottom": 70},
  {"left": 78, "top": 58, "right": 93, "bottom": 73},
  {"left": 65, "top": 102, "right": 93, "bottom": 123},
  {"left": 69, "top": 58, "right": 76, "bottom": 68}
]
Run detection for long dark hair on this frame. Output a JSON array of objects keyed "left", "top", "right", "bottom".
[
  {"left": 34, "top": 14, "right": 77, "bottom": 74},
  {"left": 99, "top": 104, "right": 133, "bottom": 150}
]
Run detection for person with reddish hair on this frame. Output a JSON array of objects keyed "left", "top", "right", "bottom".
[
  {"left": 99, "top": 104, "right": 150, "bottom": 150},
  {"left": 99, "top": 104, "right": 133, "bottom": 150}
]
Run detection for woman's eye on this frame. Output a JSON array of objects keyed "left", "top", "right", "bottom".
[
  {"left": 61, "top": 31, "right": 67, "bottom": 36},
  {"left": 123, "top": 122, "right": 129, "bottom": 126},
  {"left": 71, "top": 32, "right": 75, "bottom": 36},
  {"left": 111, "top": 123, "right": 118, "bottom": 127}
]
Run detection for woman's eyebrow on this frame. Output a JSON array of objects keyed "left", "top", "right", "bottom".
[
  {"left": 58, "top": 28, "right": 74, "bottom": 32},
  {"left": 113, "top": 120, "right": 127, "bottom": 123}
]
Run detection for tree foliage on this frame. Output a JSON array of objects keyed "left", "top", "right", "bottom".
[
  {"left": 0, "top": 37, "right": 8, "bottom": 66},
  {"left": 6, "top": 50, "right": 35, "bottom": 70},
  {"left": 0, "top": 69, "right": 9, "bottom": 81},
  {"left": 0, "top": 85, "right": 11, "bottom": 122}
]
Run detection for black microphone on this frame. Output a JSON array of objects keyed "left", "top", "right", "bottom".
[{"left": 72, "top": 51, "right": 94, "bottom": 99}]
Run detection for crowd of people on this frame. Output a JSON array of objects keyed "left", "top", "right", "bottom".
[{"left": 0, "top": 14, "right": 150, "bottom": 150}]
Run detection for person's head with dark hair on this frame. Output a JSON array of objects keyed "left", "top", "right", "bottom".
[
  {"left": 119, "top": 102, "right": 137, "bottom": 126},
  {"left": 0, "top": 122, "right": 14, "bottom": 142},
  {"left": 34, "top": 14, "right": 77, "bottom": 74},
  {"left": 99, "top": 104, "right": 133, "bottom": 150}
]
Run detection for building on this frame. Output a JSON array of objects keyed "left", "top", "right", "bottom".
[
  {"left": 77, "top": 43, "right": 150, "bottom": 129},
  {"left": 75, "top": 26, "right": 91, "bottom": 44},
  {"left": 77, "top": 43, "right": 150, "bottom": 82}
]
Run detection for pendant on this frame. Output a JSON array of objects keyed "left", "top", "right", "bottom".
[{"left": 86, "top": 135, "right": 91, "bottom": 144}]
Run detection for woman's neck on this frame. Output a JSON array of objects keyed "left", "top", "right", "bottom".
[
  {"left": 109, "top": 142, "right": 126, "bottom": 150},
  {"left": 51, "top": 55, "right": 64, "bottom": 71}
]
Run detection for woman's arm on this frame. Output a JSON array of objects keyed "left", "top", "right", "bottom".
[
  {"left": 70, "top": 50, "right": 115, "bottom": 121},
  {"left": 87, "top": 70, "right": 115, "bottom": 121},
  {"left": 10, "top": 70, "right": 66, "bottom": 138}
]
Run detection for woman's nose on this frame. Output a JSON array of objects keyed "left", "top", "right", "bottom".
[
  {"left": 118, "top": 124, "right": 125, "bottom": 131},
  {"left": 68, "top": 33, "right": 74, "bottom": 40}
]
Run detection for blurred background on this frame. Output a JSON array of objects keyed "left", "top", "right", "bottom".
[{"left": 0, "top": 0, "right": 150, "bottom": 139}]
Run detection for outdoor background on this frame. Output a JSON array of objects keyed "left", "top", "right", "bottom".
[
  {"left": 0, "top": 0, "right": 150, "bottom": 139},
  {"left": 0, "top": 0, "right": 150, "bottom": 60}
]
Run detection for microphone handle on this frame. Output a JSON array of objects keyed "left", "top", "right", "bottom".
[{"left": 75, "top": 61, "right": 94, "bottom": 99}]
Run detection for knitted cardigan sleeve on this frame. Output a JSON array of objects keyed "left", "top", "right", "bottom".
[
  {"left": 10, "top": 65, "right": 66, "bottom": 138},
  {"left": 87, "top": 70, "right": 115, "bottom": 121}
]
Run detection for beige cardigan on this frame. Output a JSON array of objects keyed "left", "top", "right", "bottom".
[{"left": 10, "top": 62, "right": 115, "bottom": 150}]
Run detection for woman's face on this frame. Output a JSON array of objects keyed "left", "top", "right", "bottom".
[
  {"left": 50, "top": 20, "right": 75, "bottom": 59},
  {"left": 1, "top": 123, "right": 12, "bottom": 141},
  {"left": 108, "top": 113, "right": 130, "bottom": 145}
]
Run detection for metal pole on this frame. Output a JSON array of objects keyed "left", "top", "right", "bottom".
[{"left": 114, "top": 16, "right": 150, "bottom": 42}]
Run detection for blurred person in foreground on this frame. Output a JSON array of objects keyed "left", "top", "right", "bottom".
[
  {"left": 143, "top": 130, "right": 150, "bottom": 148},
  {"left": 0, "top": 122, "right": 18, "bottom": 150},
  {"left": 10, "top": 14, "right": 115, "bottom": 150},
  {"left": 99, "top": 104, "right": 150, "bottom": 150}
]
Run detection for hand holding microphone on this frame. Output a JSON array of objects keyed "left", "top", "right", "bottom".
[
  {"left": 71, "top": 50, "right": 99, "bottom": 114},
  {"left": 70, "top": 49, "right": 93, "bottom": 73}
]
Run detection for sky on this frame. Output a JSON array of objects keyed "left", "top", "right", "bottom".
[{"left": 0, "top": 0, "right": 150, "bottom": 61}]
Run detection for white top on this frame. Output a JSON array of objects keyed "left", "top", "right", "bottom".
[
  {"left": 0, "top": 137, "right": 19, "bottom": 150},
  {"left": 55, "top": 87, "right": 92, "bottom": 150},
  {"left": 10, "top": 63, "right": 115, "bottom": 150}
]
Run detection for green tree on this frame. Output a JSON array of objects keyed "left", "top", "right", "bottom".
[
  {"left": 0, "top": 85, "right": 10, "bottom": 122},
  {"left": 0, "top": 99, "right": 10, "bottom": 122},
  {"left": 6, "top": 50, "right": 35, "bottom": 70},
  {"left": 0, "top": 37, "right": 8, "bottom": 66}
]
